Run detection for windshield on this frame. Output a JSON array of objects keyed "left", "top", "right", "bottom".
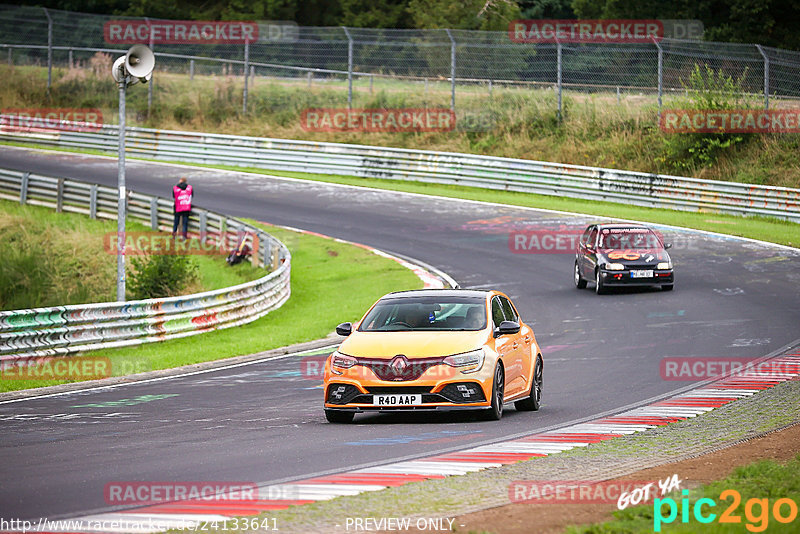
[
  {"left": 598, "top": 228, "right": 662, "bottom": 250},
  {"left": 359, "top": 296, "right": 487, "bottom": 332}
]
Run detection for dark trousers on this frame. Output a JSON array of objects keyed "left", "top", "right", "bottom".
[{"left": 173, "top": 211, "right": 189, "bottom": 238}]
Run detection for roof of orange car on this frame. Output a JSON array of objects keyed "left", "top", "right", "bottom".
[{"left": 383, "top": 289, "right": 495, "bottom": 299}]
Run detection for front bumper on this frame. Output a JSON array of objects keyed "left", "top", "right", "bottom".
[
  {"left": 600, "top": 269, "right": 673, "bottom": 286},
  {"left": 324, "top": 381, "right": 490, "bottom": 411}
]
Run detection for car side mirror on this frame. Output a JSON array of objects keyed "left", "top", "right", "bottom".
[
  {"left": 335, "top": 322, "right": 352, "bottom": 336},
  {"left": 494, "top": 320, "right": 520, "bottom": 337},
  {"left": 664, "top": 243, "right": 673, "bottom": 249}
]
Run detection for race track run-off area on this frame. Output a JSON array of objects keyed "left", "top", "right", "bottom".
[{"left": 1, "top": 146, "right": 799, "bottom": 531}]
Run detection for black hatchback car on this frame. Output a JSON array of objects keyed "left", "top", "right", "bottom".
[{"left": 574, "top": 223, "right": 674, "bottom": 294}]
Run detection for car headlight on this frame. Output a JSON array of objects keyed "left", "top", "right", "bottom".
[
  {"left": 605, "top": 263, "right": 625, "bottom": 270},
  {"left": 656, "top": 261, "right": 672, "bottom": 270},
  {"left": 331, "top": 351, "right": 357, "bottom": 370},
  {"left": 443, "top": 348, "right": 485, "bottom": 374}
]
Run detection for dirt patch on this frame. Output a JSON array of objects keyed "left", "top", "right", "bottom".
[{"left": 451, "top": 422, "right": 800, "bottom": 534}]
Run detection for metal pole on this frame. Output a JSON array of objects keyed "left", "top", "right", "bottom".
[
  {"left": 117, "top": 77, "right": 127, "bottom": 302},
  {"left": 756, "top": 45, "right": 769, "bottom": 109},
  {"left": 146, "top": 18, "right": 153, "bottom": 118},
  {"left": 342, "top": 27, "right": 353, "bottom": 108},
  {"left": 243, "top": 39, "right": 250, "bottom": 114},
  {"left": 43, "top": 8, "right": 52, "bottom": 90},
  {"left": 556, "top": 39, "right": 562, "bottom": 122},
  {"left": 68, "top": 48, "right": 73, "bottom": 69},
  {"left": 190, "top": 59, "right": 194, "bottom": 80},
  {"left": 446, "top": 29, "right": 456, "bottom": 111},
  {"left": 653, "top": 37, "right": 663, "bottom": 120}
]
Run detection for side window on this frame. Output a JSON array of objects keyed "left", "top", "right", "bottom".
[
  {"left": 580, "top": 227, "right": 592, "bottom": 246},
  {"left": 588, "top": 227, "right": 598, "bottom": 249},
  {"left": 500, "top": 297, "right": 518, "bottom": 323},
  {"left": 491, "top": 297, "right": 506, "bottom": 328}
]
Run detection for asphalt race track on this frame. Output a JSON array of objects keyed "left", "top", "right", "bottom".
[{"left": 1, "top": 146, "right": 799, "bottom": 521}]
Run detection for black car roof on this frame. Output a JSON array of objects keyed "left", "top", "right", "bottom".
[{"left": 595, "top": 222, "right": 654, "bottom": 230}]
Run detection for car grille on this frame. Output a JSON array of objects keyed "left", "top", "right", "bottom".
[
  {"left": 365, "top": 386, "right": 433, "bottom": 394},
  {"left": 358, "top": 356, "right": 445, "bottom": 381}
]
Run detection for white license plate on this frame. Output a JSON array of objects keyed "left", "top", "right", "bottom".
[
  {"left": 631, "top": 270, "right": 654, "bottom": 278},
  {"left": 372, "top": 394, "right": 422, "bottom": 406}
]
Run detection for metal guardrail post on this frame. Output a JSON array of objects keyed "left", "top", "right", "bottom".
[
  {"left": 149, "top": 198, "right": 159, "bottom": 230},
  {"left": 653, "top": 37, "right": 663, "bottom": 120},
  {"left": 756, "top": 45, "right": 769, "bottom": 110},
  {"left": 556, "top": 38, "right": 562, "bottom": 122},
  {"left": 43, "top": 8, "right": 52, "bottom": 90},
  {"left": 243, "top": 39, "right": 250, "bottom": 114},
  {"left": 68, "top": 48, "right": 73, "bottom": 69},
  {"left": 189, "top": 59, "right": 194, "bottom": 81},
  {"left": 199, "top": 210, "right": 207, "bottom": 236},
  {"left": 89, "top": 184, "right": 97, "bottom": 219},
  {"left": 20, "top": 172, "right": 29, "bottom": 204},
  {"left": 445, "top": 29, "right": 456, "bottom": 112},
  {"left": 56, "top": 178, "right": 64, "bottom": 213},
  {"left": 342, "top": 27, "right": 353, "bottom": 109}
]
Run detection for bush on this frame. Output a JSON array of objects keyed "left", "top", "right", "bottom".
[
  {"left": 660, "top": 64, "right": 752, "bottom": 173},
  {"left": 127, "top": 253, "right": 199, "bottom": 300}
]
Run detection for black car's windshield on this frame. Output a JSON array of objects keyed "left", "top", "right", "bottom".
[
  {"left": 359, "top": 296, "right": 487, "bottom": 331},
  {"left": 599, "top": 228, "right": 662, "bottom": 250}
]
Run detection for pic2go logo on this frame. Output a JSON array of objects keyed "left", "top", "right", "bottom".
[{"left": 654, "top": 489, "right": 799, "bottom": 532}]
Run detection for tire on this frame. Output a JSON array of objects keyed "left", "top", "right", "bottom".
[
  {"left": 325, "top": 409, "right": 355, "bottom": 423},
  {"left": 662, "top": 284, "right": 674, "bottom": 291},
  {"left": 595, "top": 269, "right": 606, "bottom": 295},
  {"left": 480, "top": 363, "right": 505, "bottom": 421},
  {"left": 515, "top": 356, "right": 543, "bottom": 411},
  {"left": 574, "top": 262, "right": 587, "bottom": 289}
]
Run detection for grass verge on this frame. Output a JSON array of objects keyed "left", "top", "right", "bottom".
[
  {"left": 0, "top": 221, "right": 421, "bottom": 392},
  {"left": 0, "top": 199, "right": 261, "bottom": 309},
  {"left": 569, "top": 455, "right": 800, "bottom": 533}
]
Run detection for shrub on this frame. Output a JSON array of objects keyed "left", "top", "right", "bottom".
[{"left": 127, "top": 253, "right": 199, "bottom": 300}]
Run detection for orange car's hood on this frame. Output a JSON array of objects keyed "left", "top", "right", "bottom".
[{"left": 339, "top": 330, "right": 488, "bottom": 359}]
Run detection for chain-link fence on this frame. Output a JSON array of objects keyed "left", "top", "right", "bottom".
[{"left": 2, "top": 3, "right": 799, "bottom": 120}]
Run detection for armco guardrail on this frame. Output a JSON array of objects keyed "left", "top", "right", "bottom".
[
  {"left": 0, "top": 168, "right": 291, "bottom": 362},
  {"left": 2, "top": 118, "right": 799, "bottom": 223}
]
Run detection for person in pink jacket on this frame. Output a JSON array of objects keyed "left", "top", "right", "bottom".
[{"left": 172, "top": 177, "right": 193, "bottom": 239}]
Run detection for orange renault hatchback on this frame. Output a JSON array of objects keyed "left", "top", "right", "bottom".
[{"left": 322, "top": 289, "right": 543, "bottom": 423}]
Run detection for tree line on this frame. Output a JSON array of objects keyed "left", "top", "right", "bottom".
[{"left": 17, "top": 0, "right": 800, "bottom": 50}]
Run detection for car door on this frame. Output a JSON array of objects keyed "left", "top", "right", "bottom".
[
  {"left": 580, "top": 225, "right": 600, "bottom": 278},
  {"left": 499, "top": 295, "right": 529, "bottom": 397},
  {"left": 490, "top": 296, "right": 515, "bottom": 398}
]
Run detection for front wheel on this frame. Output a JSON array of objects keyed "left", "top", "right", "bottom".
[
  {"left": 325, "top": 409, "right": 354, "bottom": 423},
  {"left": 574, "top": 262, "right": 587, "bottom": 289},
  {"left": 595, "top": 269, "right": 606, "bottom": 295},
  {"left": 480, "top": 363, "right": 505, "bottom": 421},
  {"left": 515, "top": 356, "right": 543, "bottom": 411}
]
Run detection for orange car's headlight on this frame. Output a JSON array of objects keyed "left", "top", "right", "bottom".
[
  {"left": 331, "top": 351, "right": 357, "bottom": 375},
  {"left": 443, "top": 348, "right": 485, "bottom": 374}
]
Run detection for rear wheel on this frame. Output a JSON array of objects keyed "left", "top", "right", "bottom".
[
  {"left": 574, "top": 262, "right": 587, "bottom": 289},
  {"left": 325, "top": 409, "right": 354, "bottom": 423},
  {"left": 515, "top": 356, "right": 543, "bottom": 411},
  {"left": 595, "top": 269, "right": 606, "bottom": 295},
  {"left": 480, "top": 363, "right": 505, "bottom": 421}
]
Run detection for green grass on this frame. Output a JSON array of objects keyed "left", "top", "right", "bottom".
[
  {"left": 0, "top": 199, "right": 261, "bottom": 309},
  {"left": 569, "top": 455, "right": 800, "bottom": 533},
  {"left": 0, "top": 221, "right": 422, "bottom": 392}
]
